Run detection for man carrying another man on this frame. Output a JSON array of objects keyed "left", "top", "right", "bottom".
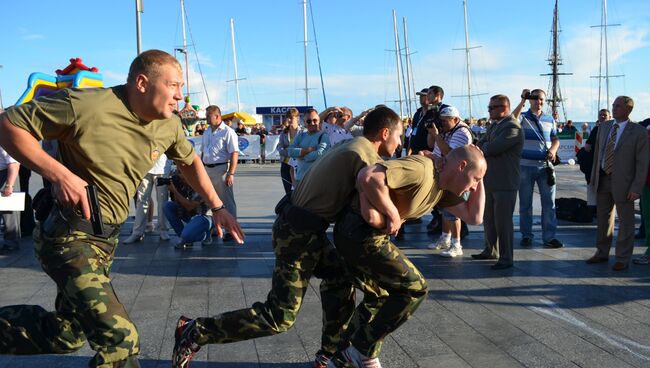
[{"left": 326, "top": 145, "right": 485, "bottom": 367}]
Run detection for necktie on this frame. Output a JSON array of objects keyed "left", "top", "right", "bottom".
[{"left": 603, "top": 123, "right": 619, "bottom": 174}]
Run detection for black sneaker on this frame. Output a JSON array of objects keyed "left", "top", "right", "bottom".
[
  {"left": 174, "top": 242, "right": 193, "bottom": 250},
  {"left": 172, "top": 316, "right": 201, "bottom": 368},
  {"left": 544, "top": 239, "right": 564, "bottom": 249},
  {"left": 520, "top": 237, "right": 533, "bottom": 247}
]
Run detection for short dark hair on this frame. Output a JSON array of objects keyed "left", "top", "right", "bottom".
[
  {"left": 304, "top": 108, "right": 318, "bottom": 116},
  {"left": 428, "top": 85, "right": 444, "bottom": 98},
  {"left": 363, "top": 106, "right": 401, "bottom": 138},
  {"left": 127, "top": 49, "right": 182, "bottom": 84},
  {"left": 490, "top": 94, "right": 510, "bottom": 107},
  {"left": 206, "top": 105, "right": 222, "bottom": 116}
]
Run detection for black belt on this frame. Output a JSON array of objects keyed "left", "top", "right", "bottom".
[
  {"left": 204, "top": 162, "right": 229, "bottom": 168},
  {"left": 67, "top": 211, "right": 121, "bottom": 239}
]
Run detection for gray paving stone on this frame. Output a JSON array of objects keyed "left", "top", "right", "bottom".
[{"left": 1, "top": 164, "right": 649, "bottom": 368}]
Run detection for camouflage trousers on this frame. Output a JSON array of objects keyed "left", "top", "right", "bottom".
[
  {"left": 193, "top": 215, "right": 355, "bottom": 355},
  {"left": 333, "top": 209, "right": 428, "bottom": 359},
  {"left": 0, "top": 224, "right": 140, "bottom": 368}
]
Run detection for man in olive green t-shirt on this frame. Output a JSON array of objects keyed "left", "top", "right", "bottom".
[
  {"left": 171, "top": 106, "right": 403, "bottom": 368},
  {"left": 328, "top": 145, "right": 486, "bottom": 367},
  {"left": 0, "top": 50, "right": 243, "bottom": 368}
]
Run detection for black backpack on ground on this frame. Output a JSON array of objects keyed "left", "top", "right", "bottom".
[{"left": 555, "top": 197, "right": 592, "bottom": 223}]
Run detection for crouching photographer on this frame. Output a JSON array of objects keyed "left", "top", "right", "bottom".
[{"left": 162, "top": 170, "right": 214, "bottom": 249}]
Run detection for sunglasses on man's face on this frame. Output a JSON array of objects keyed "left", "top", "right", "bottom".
[{"left": 305, "top": 119, "right": 319, "bottom": 125}]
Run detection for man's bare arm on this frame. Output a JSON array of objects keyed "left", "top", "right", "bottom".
[
  {"left": 444, "top": 180, "right": 485, "bottom": 225},
  {"left": 357, "top": 165, "right": 401, "bottom": 235}
]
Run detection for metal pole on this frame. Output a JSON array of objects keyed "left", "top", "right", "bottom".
[
  {"left": 135, "top": 0, "right": 143, "bottom": 55},
  {"left": 597, "top": 0, "right": 604, "bottom": 110},
  {"left": 180, "top": 0, "right": 190, "bottom": 98},
  {"left": 0, "top": 65, "right": 3, "bottom": 110},
  {"left": 392, "top": 10, "right": 403, "bottom": 118},
  {"left": 462, "top": 0, "right": 473, "bottom": 121},
  {"left": 303, "top": 0, "right": 309, "bottom": 106},
  {"left": 603, "top": 0, "right": 610, "bottom": 108},
  {"left": 552, "top": 0, "right": 559, "bottom": 119},
  {"left": 403, "top": 17, "right": 414, "bottom": 119},
  {"left": 230, "top": 19, "right": 242, "bottom": 112}
]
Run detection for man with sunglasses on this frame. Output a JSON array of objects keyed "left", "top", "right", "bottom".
[
  {"left": 288, "top": 108, "right": 330, "bottom": 182},
  {"left": 513, "top": 88, "right": 563, "bottom": 250},
  {"left": 471, "top": 95, "right": 524, "bottom": 269}
]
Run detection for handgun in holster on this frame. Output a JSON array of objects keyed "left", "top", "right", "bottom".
[{"left": 86, "top": 185, "right": 105, "bottom": 237}]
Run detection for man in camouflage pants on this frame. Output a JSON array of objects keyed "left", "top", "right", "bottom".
[
  {"left": 329, "top": 146, "right": 486, "bottom": 367},
  {"left": 172, "top": 106, "right": 404, "bottom": 368},
  {"left": 0, "top": 50, "right": 243, "bottom": 368}
]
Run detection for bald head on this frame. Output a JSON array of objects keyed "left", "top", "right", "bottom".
[{"left": 446, "top": 145, "right": 486, "bottom": 173}]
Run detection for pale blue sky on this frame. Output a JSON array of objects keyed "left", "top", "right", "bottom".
[{"left": 1, "top": 0, "right": 648, "bottom": 121}]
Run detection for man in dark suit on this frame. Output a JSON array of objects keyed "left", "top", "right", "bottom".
[
  {"left": 587, "top": 96, "right": 649, "bottom": 271},
  {"left": 472, "top": 94, "right": 524, "bottom": 269}
]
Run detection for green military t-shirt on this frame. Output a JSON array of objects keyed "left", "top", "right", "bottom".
[
  {"left": 378, "top": 155, "right": 463, "bottom": 220},
  {"left": 291, "top": 136, "right": 382, "bottom": 222},
  {"left": 6, "top": 86, "right": 195, "bottom": 224}
]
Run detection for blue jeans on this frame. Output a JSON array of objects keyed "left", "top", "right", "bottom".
[
  {"left": 518, "top": 165, "right": 557, "bottom": 242},
  {"left": 163, "top": 201, "right": 212, "bottom": 243}
]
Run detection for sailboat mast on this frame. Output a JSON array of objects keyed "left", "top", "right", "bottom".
[
  {"left": 603, "top": 0, "right": 610, "bottom": 108},
  {"left": 403, "top": 17, "right": 414, "bottom": 119},
  {"left": 180, "top": 0, "right": 190, "bottom": 98},
  {"left": 551, "top": 0, "right": 559, "bottom": 119},
  {"left": 462, "top": 0, "right": 473, "bottom": 121},
  {"left": 302, "top": 0, "right": 309, "bottom": 106},
  {"left": 230, "top": 18, "right": 242, "bottom": 112},
  {"left": 392, "top": 10, "right": 404, "bottom": 118},
  {"left": 135, "top": 0, "right": 143, "bottom": 55}
]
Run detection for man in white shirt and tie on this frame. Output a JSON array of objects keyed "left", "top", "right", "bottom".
[{"left": 200, "top": 105, "right": 239, "bottom": 242}]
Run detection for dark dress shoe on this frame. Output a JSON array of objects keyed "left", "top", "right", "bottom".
[
  {"left": 491, "top": 262, "right": 513, "bottom": 270},
  {"left": 612, "top": 261, "right": 628, "bottom": 271},
  {"left": 471, "top": 253, "right": 497, "bottom": 260},
  {"left": 544, "top": 239, "right": 564, "bottom": 249},
  {"left": 223, "top": 233, "right": 235, "bottom": 242},
  {"left": 520, "top": 237, "right": 533, "bottom": 247},
  {"left": 585, "top": 255, "right": 608, "bottom": 264}
]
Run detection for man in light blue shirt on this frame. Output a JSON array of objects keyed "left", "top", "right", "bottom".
[
  {"left": 513, "top": 88, "right": 563, "bottom": 249},
  {"left": 288, "top": 108, "right": 330, "bottom": 182}
]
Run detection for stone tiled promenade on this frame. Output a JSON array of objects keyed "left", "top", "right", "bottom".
[{"left": 1, "top": 164, "right": 649, "bottom": 368}]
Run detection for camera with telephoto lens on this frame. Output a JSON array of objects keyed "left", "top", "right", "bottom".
[{"left": 545, "top": 160, "right": 556, "bottom": 186}]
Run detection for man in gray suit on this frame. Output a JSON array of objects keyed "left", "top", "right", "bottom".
[
  {"left": 587, "top": 96, "right": 649, "bottom": 271},
  {"left": 472, "top": 95, "right": 524, "bottom": 269}
]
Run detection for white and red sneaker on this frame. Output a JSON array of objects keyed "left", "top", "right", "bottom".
[
  {"left": 172, "top": 316, "right": 201, "bottom": 368},
  {"left": 335, "top": 345, "right": 382, "bottom": 368}
]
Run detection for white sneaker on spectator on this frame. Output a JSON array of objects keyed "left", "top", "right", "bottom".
[
  {"left": 123, "top": 233, "right": 144, "bottom": 244},
  {"left": 440, "top": 245, "right": 463, "bottom": 258},
  {"left": 341, "top": 345, "right": 382, "bottom": 368},
  {"left": 427, "top": 238, "right": 451, "bottom": 250},
  {"left": 159, "top": 231, "right": 170, "bottom": 241}
]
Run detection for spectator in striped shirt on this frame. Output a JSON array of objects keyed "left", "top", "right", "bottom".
[
  {"left": 513, "top": 88, "right": 563, "bottom": 249},
  {"left": 426, "top": 106, "right": 474, "bottom": 257}
]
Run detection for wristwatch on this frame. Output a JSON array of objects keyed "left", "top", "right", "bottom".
[
  {"left": 211, "top": 205, "right": 226, "bottom": 212},
  {"left": 226, "top": 172, "right": 235, "bottom": 176}
]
